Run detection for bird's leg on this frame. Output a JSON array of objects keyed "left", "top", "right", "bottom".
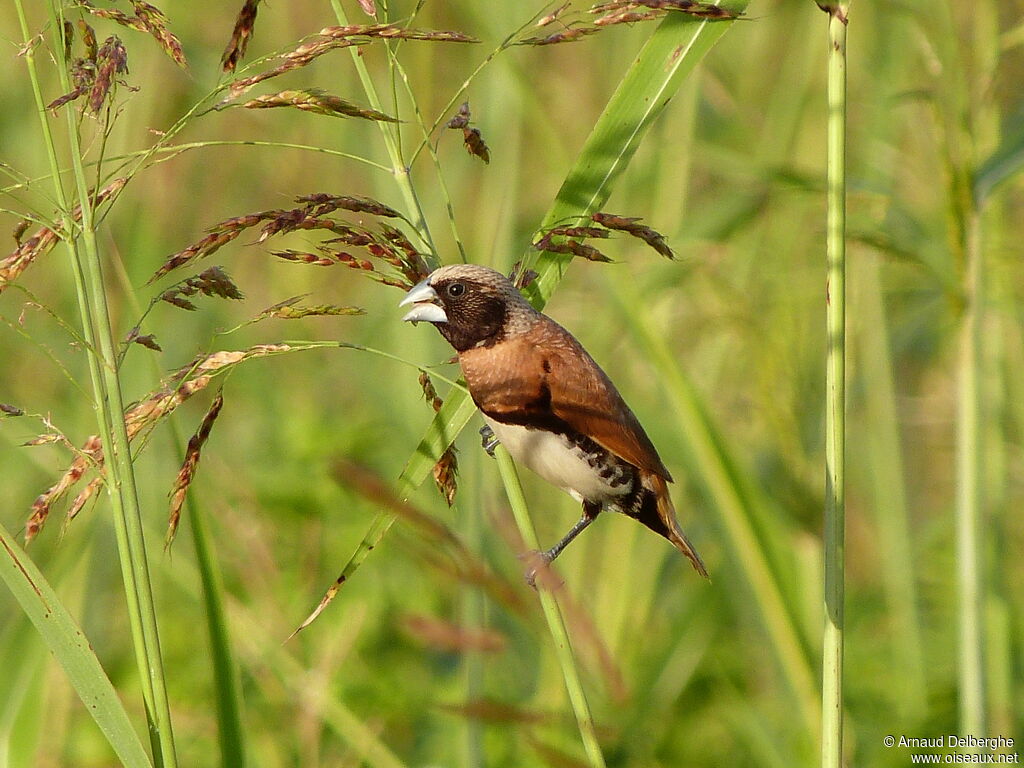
[
  {"left": 525, "top": 500, "right": 601, "bottom": 587},
  {"left": 479, "top": 424, "right": 500, "bottom": 457}
]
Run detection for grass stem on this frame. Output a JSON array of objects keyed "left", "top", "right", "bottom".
[
  {"left": 491, "top": 445, "right": 606, "bottom": 768},
  {"left": 821, "top": 5, "right": 849, "bottom": 768},
  {"left": 329, "top": 0, "right": 438, "bottom": 261},
  {"left": 956, "top": 208, "right": 986, "bottom": 740}
]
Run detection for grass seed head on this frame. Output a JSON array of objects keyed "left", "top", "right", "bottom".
[
  {"left": 129, "top": 331, "right": 162, "bottom": 351},
  {"left": 317, "top": 24, "right": 478, "bottom": 43},
  {"left": 130, "top": 1, "right": 187, "bottom": 67},
  {"left": 296, "top": 193, "right": 401, "bottom": 219},
  {"left": 509, "top": 262, "right": 539, "bottom": 289},
  {"left": 242, "top": 89, "right": 400, "bottom": 122},
  {"left": 446, "top": 101, "right": 471, "bottom": 129},
  {"left": 221, "top": 0, "right": 260, "bottom": 72},
  {"left": 166, "top": 393, "right": 224, "bottom": 549},
  {"left": 462, "top": 127, "right": 490, "bottom": 164},
  {"left": 66, "top": 477, "right": 103, "bottom": 525},
  {"left": 538, "top": 2, "right": 573, "bottom": 26},
  {"left": 591, "top": 0, "right": 740, "bottom": 18},
  {"left": 89, "top": 36, "right": 129, "bottom": 113},
  {"left": 446, "top": 102, "right": 490, "bottom": 163},
  {"left": 548, "top": 225, "right": 611, "bottom": 239},
  {"left": 534, "top": 233, "right": 612, "bottom": 262},
  {"left": 160, "top": 265, "right": 244, "bottom": 309},
  {"left": 591, "top": 211, "right": 674, "bottom": 258},
  {"left": 518, "top": 26, "right": 600, "bottom": 45},
  {"left": 25, "top": 435, "right": 102, "bottom": 543},
  {"left": 1, "top": 178, "right": 125, "bottom": 292},
  {"left": 594, "top": 8, "right": 663, "bottom": 24},
  {"left": 79, "top": 19, "right": 98, "bottom": 60}
]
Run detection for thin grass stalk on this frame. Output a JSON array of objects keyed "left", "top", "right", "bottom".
[
  {"left": 821, "top": 5, "right": 849, "bottom": 767},
  {"left": 67, "top": 99, "right": 180, "bottom": 768},
  {"left": 110, "top": 240, "right": 247, "bottom": 768},
  {"left": 385, "top": 49, "right": 469, "bottom": 263},
  {"left": 462, "top": 467, "right": 486, "bottom": 768},
  {"left": 328, "top": 0, "right": 438, "bottom": 260},
  {"left": 491, "top": 445, "right": 606, "bottom": 768},
  {"left": 38, "top": 3, "right": 177, "bottom": 764},
  {"left": 185, "top": 479, "right": 248, "bottom": 766},
  {"left": 16, "top": 3, "right": 174, "bottom": 764},
  {"left": 956, "top": 208, "right": 986, "bottom": 740}
]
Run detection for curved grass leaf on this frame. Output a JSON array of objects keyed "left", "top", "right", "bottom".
[
  {"left": 0, "top": 520, "right": 153, "bottom": 768},
  {"left": 974, "top": 113, "right": 1024, "bottom": 203}
]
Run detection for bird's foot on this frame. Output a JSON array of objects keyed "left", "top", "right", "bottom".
[
  {"left": 520, "top": 549, "right": 556, "bottom": 589},
  {"left": 479, "top": 425, "right": 500, "bottom": 457}
]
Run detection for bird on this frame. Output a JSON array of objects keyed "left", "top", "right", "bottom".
[{"left": 399, "top": 264, "right": 707, "bottom": 581}]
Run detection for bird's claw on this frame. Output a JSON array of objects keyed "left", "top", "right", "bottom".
[
  {"left": 479, "top": 425, "right": 500, "bottom": 457},
  {"left": 520, "top": 549, "right": 554, "bottom": 589}
]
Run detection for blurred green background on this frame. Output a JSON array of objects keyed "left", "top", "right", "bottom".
[{"left": 1, "top": 0, "right": 1022, "bottom": 765}]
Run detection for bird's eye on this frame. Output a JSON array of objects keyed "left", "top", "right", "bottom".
[{"left": 446, "top": 282, "right": 466, "bottom": 298}]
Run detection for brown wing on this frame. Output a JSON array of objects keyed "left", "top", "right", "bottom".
[{"left": 458, "top": 315, "right": 672, "bottom": 481}]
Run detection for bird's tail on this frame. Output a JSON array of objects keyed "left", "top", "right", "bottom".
[{"left": 636, "top": 472, "right": 709, "bottom": 579}]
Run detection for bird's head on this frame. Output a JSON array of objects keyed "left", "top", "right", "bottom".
[{"left": 399, "top": 264, "right": 532, "bottom": 351}]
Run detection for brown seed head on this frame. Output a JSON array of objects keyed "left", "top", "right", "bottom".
[{"left": 221, "top": 0, "right": 261, "bottom": 72}]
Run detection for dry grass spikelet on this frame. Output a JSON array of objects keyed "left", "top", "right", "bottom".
[
  {"left": 1, "top": 178, "right": 127, "bottom": 292},
  {"left": 153, "top": 195, "right": 428, "bottom": 289},
  {"left": 89, "top": 35, "right": 129, "bottom": 112},
  {"left": 446, "top": 102, "right": 490, "bottom": 164},
  {"left": 159, "top": 266, "right": 244, "bottom": 311},
  {"left": 591, "top": 211, "right": 675, "bottom": 258},
  {"left": 591, "top": 0, "right": 740, "bottom": 19},
  {"left": 538, "top": 2, "right": 572, "bottom": 26},
  {"left": 316, "top": 24, "right": 478, "bottom": 43},
  {"left": 130, "top": 1, "right": 187, "bottom": 67},
  {"left": 418, "top": 373, "right": 459, "bottom": 506},
  {"left": 221, "top": 0, "right": 260, "bottom": 72},
  {"left": 518, "top": 26, "right": 601, "bottom": 45},
  {"left": 533, "top": 232, "right": 612, "bottom": 263},
  {"left": 77, "top": 0, "right": 187, "bottom": 66},
  {"left": 241, "top": 89, "right": 400, "bottom": 122},
  {"left": 593, "top": 8, "right": 663, "bottom": 25},
  {"left": 26, "top": 435, "right": 103, "bottom": 543},
  {"left": 166, "top": 392, "right": 224, "bottom": 548}
]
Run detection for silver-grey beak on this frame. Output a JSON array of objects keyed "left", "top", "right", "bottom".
[{"left": 399, "top": 279, "right": 448, "bottom": 324}]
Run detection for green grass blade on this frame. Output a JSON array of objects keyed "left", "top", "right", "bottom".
[
  {"left": 974, "top": 115, "right": 1024, "bottom": 203},
  {"left": 398, "top": 388, "right": 479, "bottom": 497},
  {"left": 0, "top": 520, "right": 153, "bottom": 768},
  {"left": 188, "top": 497, "right": 248, "bottom": 768}
]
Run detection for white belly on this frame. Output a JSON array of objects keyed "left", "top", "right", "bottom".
[{"left": 484, "top": 417, "right": 631, "bottom": 503}]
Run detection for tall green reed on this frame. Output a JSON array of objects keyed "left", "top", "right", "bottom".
[{"left": 821, "top": 3, "right": 849, "bottom": 767}]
